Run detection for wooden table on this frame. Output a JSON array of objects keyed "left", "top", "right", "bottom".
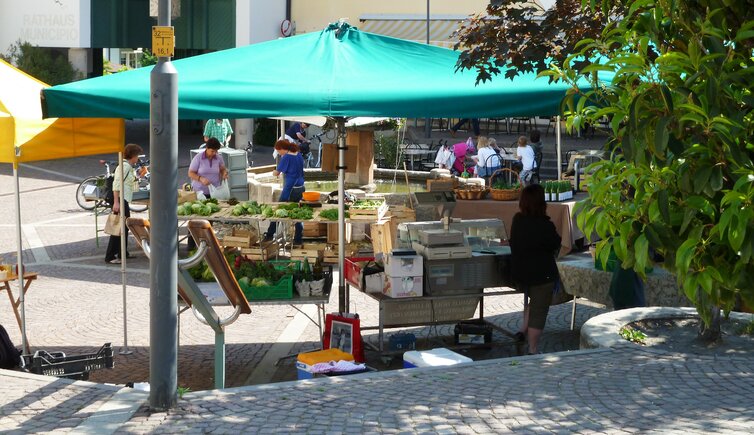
[
  {"left": 1, "top": 272, "right": 37, "bottom": 353},
  {"left": 451, "top": 195, "right": 586, "bottom": 257}
]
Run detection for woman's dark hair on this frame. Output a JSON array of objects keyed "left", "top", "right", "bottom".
[
  {"left": 518, "top": 184, "right": 547, "bottom": 217},
  {"left": 124, "top": 143, "right": 143, "bottom": 159},
  {"left": 205, "top": 137, "right": 222, "bottom": 150},
  {"left": 530, "top": 129, "right": 541, "bottom": 143}
]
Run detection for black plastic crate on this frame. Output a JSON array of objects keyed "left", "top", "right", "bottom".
[
  {"left": 454, "top": 320, "right": 493, "bottom": 345},
  {"left": 21, "top": 343, "right": 114, "bottom": 381}
]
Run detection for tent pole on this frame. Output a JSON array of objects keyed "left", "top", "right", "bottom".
[
  {"left": 337, "top": 118, "right": 347, "bottom": 313},
  {"left": 13, "top": 162, "right": 28, "bottom": 354},
  {"left": 119, "top": 152, "right": 132, "bottom": 355},
  {"left": 556, "top": 115, "right": 562, "bottom": 181}
]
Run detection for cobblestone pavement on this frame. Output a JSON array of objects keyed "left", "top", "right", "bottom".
[{"left": 3, "top": 122, "right": 752, "bottom": 432}]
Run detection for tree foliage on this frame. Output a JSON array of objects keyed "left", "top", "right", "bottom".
[
  {"left": 3, "top": 40, "right": 77, "bottom": 85},
  {"left": 458, "top": 0, "right": 754, "bottom": 338},
  {"left": 454, "top": 0, "right": 622, "bottom": 82}
]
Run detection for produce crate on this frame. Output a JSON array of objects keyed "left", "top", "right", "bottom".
[
  {"left": 348, "top": 201, "right": 388, "bottom": 221},
  {"left": 21, "top": 343, "right": 114, "bottom": 381},
  {"left": 240, "top": 275, "right": 293, "bottom": 300},
  {"left": 291, "top": 248, "right": 323, "bottom": 262},
  {"left": 426, "top": 178, "right": 457, "bottom": 192},
  {"left": 303, "top": 222, "right": 328, "bottom": 237},
  {"left": 240, "top": 242, "right": 279, "bottom": 261},
  {"left": 386, "top": 205, "right": 416, "bottom": 221},
  {"left": 238, "top": 260, "right": 300, "bottom": 300},
  {"left": 370, "top": 219, "right": 394, "bottom": 254},
  {"left": 221, "top": 228, "right": 256, "bottom": 248}
]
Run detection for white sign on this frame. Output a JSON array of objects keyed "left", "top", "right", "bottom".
[{"left": 0, "top": 0, "right": 88, "bottom": 49}]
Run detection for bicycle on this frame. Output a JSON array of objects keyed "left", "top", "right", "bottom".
[{"left": 75, "top": 157, "right": 150, "bottom": 212}]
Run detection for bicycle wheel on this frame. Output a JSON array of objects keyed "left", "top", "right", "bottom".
[{"left": 76, "top": 176, "right": 101, "bottom": 211}]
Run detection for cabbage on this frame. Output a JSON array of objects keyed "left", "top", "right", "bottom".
[
  {"left": 232, "top": 205, "right": 245, "bottom": 216},
  {"left": 274, "top": 209, "right": 289, "bottom": 218},
  {"left": 209, "top": 203, "right": 221, "bottom": 213},
  {"left": 251, "top": 277, "right": 271, "bottom": 287},
  {"left": 191, "top": 203, "right": 204, "bottom": 213}
]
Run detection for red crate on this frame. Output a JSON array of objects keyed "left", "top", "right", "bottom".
[{"left": 344, "top": 256, "right": 375, "bottom": 289}]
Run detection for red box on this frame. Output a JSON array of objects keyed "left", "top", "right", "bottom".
[{"left": 344, "top": 256, "right": 375, "bottom": 289}]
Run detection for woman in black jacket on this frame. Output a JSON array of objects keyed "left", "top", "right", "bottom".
[{"left": 509, "top": 184, "right": 561, "bottom": 354}]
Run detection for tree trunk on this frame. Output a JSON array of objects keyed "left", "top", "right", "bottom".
[{"left": 698, "top": 305, "right": 722, "bottom": 343}]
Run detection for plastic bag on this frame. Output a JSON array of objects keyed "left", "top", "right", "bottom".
[{"left": 208, "top": 180, "right": 230, "bottom": 200}]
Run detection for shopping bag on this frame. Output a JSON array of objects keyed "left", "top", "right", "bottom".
[
  {"left": 208, "top": 179, "right": 230, "bottom": 200},
  {"left": 104, "top": 213, "right": 121, "bottom": 236},
  {"left": 323, "top": 312, "right": 365, "bottom": 363}
]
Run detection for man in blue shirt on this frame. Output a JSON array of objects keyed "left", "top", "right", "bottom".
[{"left": 285, "top": 122, "right": 310, "bottom": 155}]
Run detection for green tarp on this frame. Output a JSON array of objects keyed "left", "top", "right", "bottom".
[{"left": 43, "top": 23, "right": 605, "bottom": 120}]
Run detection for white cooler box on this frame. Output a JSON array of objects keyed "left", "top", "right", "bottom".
[{"left": 403, "top": 347, "right": 472, "bottom": 368}]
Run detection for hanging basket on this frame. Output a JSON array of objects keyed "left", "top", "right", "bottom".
[
  {"left": 489, "top": 168, "right": 522, "bottom": 201},
  {"left": 454, "top": 185, "right": 489, "bottom": 200}
]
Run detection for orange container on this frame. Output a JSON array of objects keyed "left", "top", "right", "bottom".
[{"left": 302, "top": 191, "right": 321, "bottom": 202}]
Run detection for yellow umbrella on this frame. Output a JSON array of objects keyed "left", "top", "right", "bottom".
[{"left": 0, "top": 59, "right": 124, "bottom": 352}]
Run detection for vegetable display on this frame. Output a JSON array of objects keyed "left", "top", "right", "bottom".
[
  {"left": 491, "top": 180, "right": 520, "bottom": 190},
  {"left": 318, "top": 208, "right": 349, "bottom": 221},
  {"left": 350, "top": 199, "right": 385, "bottom": 209},
  {"left": 177, "top": 199, "right": 221, "bottom": 216}
]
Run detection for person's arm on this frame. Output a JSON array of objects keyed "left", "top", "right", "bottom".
[
  {"left": 296, "top": 132, "right": 308, "bottom": 142},
  {"left": 224, "top": 120, "right": 233, "bottom": 145},
  {"left": 202, "top": 120, "right": 211, "bottom": 143},
  {"left": 188, "top": 156, "right": 210, "bottom": 185},
  {"left": 275, "top": 154, "right": 289, "bottom": 177}
]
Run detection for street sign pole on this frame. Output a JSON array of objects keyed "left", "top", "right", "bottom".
[{"left": 149, "top": 0, "right": 179, "bottom": 410}]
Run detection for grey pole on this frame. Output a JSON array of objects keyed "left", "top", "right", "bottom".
[
  {"left": 13, "top": 162, "right": 27, "bottom": 354},
  {"left": 118, "top": 151, "right": 132, "bottom": 355},
  {"left": 556, "top": 115, "right": 562, "bottom": 180},
  {"left": 336, "top": 118, "right": 347, "bottom": 313},
  {"left": 424, "top": 0, "right": 431, "bottom": 139},
  {"left": 149, "top": 0, "right": 178, "bottom": 410}
]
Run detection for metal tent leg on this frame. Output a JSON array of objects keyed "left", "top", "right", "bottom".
[{"left": 215, "top": 329, "right": 225, "bottom": 389}]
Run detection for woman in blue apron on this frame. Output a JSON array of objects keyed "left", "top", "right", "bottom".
[{"left": 264, "top": 140, "right": 305, "bottom": 245}]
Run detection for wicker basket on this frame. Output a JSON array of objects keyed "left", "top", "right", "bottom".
[
  {"left": 454, "top": 186, "right": 489, "bottom": 200},
  {"left": 489, "top": 168, "right": 521, "bottom": 201}
]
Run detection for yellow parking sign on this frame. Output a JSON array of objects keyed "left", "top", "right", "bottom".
[{"left": 152, "top": 26, "right": 175, "bottom": 57}]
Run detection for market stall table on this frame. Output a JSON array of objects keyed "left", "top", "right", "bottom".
[
  {"left": 402, "top": 148, "right": 436, "bottom": 171},
  {"left": 1, "top": 272, "right": 37, "bottom": 353},
  {"left": 557, "top": 256, "right": 690, "bottom": 329},
  {"left": 451, "top": 194, "right": 587, "bottom": 257}
]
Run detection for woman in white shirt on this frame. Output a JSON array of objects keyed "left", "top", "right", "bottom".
[
  {"left": 474, "top": 136, "right": 501, "bottom": 178},
  {"left": 105, "top": 143, "right": 143, "bottom": 264},
  {"left": 516, "top": 135, "right": 537, "bottom": 185}
]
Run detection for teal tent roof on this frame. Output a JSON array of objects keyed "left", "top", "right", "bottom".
[{"left": 43, "top": 23, "right": 605, "bottom": 119}]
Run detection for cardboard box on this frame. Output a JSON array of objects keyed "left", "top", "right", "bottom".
[
  {"left": 383, "top": 275, "right": 423, "bottom": 298},
  {"left": 385, "top": 254, "right": 423, "bottom": 277}
]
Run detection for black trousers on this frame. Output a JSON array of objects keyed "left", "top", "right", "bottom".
[{"left": 105, "top": 201, "right": 131, "bottom": 261}]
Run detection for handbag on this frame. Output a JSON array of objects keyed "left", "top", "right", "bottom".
[
  {"left": 104, "top": 213, "right": 121, "bottom": 236},
  {"left": 208, "top": 179, "right": 230, "bottom": 200}
]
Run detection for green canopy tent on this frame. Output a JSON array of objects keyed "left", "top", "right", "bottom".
[{"left": 42, "top": 22, "right": 610, "bottom": 312}]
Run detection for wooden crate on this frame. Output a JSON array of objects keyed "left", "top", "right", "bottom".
[
  {"left": 302, "top": 221, "right": 328, "bottom": 238},
  {"left": 386, "top": 205, "right": 416, "bottom": 221},
  {"left": 370, "top": 219, "right": 394, "bottom": 254},
  {"left": 240, "top": 242, "right": 279, "bottom": 261},
  {"left": 426, "top": 178, "right": 457, "bottom": 192},
  {"left": 348, "top": 202, "right": 388, "bottom": 221},
  {"left": 220, "top": 228, "right": 257, "bottom": 248}
]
